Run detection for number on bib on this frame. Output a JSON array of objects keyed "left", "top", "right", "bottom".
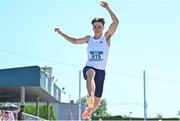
[{"left": 89, "top": 51, "right": 103, "bottom": 61}]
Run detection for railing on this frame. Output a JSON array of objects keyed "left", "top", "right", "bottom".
[{"left": 23, "top": 113, "right": 47, "bottom": 121}]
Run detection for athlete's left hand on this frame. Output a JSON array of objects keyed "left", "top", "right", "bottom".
[{"left": 100, "top": 1, "right": 109, "bottom": 9}]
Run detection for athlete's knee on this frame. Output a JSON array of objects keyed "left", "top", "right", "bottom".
[{"left": 86, "top": 68, "right": 96, "bottom": 78}]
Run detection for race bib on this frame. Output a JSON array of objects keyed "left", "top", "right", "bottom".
[{"left": 89, "top": 51, "right": 103, "bottom": 61}]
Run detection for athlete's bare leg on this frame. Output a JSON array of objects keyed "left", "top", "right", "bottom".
[
  {"left": 86, "top": 69, "right": 96, "bottom": 114},
  {"left": 81, "top": 68, "right": 96, "bottom": 120},
  {"left": 86, "top": 68, "right": 96, "bottom": 98}
]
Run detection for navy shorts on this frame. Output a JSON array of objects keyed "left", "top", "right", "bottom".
[{"left": 83, "top": 66, "right": 105, "bottom": 98}]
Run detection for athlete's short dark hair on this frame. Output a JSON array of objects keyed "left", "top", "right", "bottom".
[{"left": 91, "top": 18, "right": 105, "bottom": 26}]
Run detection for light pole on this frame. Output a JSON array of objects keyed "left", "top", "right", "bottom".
[
  {"left": 143, "top": 70, "right": 147, "bottom": 121},
  {"left": 78, "top": 70, "right": 82, "bottom": 121}
]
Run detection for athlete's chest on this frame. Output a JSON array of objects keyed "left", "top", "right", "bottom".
[{"left": 88, "top": 39, "right": 106, "bottom": 50}]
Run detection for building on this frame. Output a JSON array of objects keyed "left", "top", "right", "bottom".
[{"left": 0, "top": 65, "right": 61, "bottom": 119}]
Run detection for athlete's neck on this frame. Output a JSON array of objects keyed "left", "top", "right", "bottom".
[{"left": 94, "top": 34, "right": 102, "bottom": 40}]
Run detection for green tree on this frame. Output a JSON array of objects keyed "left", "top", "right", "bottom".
[
  {"left": 77, "top": 96, "right": 111, "bottom": 117},
  {"left": 25, "top": 104, "right": 56, "bottom": 120},
  {"left": 156, "top": 113, "right": 163, "bottom": 119},
  {"left": 177, "top": 110, "right": 180, "bottom": 118},
  {"left": 95, "top": 98, "right": 110, "bottom": 116},
  {"left": 178, "top": 110, "right": 180, "bottom": 115}
]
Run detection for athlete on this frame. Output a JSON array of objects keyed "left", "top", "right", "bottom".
[{"left": 55, "top": 1, "right": 119, "bottom": 120}]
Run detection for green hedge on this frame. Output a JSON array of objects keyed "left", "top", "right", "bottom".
[{"left": 24, "top": 104, "right": 56, "bottom": 120}]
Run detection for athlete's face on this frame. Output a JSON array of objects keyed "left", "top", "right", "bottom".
[{"left": 93, "top": 22, "right": 104, "bottom": 35}]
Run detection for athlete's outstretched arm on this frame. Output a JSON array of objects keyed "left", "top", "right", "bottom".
[
  {"left": 101, "top": 1, "right": 119, "bottom": 39},
  {"left": 55, "top": 28, "right": 89, "bottom": 44}
]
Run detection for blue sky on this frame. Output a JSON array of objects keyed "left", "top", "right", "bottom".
[{"left": 0, "top": 0, "right": 180, "bottom": 118}]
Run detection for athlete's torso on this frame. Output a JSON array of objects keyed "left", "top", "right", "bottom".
[{"left": 85, "top": 35, "right": 109, "bottom": 70}]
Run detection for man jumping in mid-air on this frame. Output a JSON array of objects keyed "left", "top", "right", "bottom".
[{"left": 55, "top": 1, "right": 119, "bottom": 120}]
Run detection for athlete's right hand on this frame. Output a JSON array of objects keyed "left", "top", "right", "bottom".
[{"left": 55, "top": 28, "right": 60, "bottom": 33}]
